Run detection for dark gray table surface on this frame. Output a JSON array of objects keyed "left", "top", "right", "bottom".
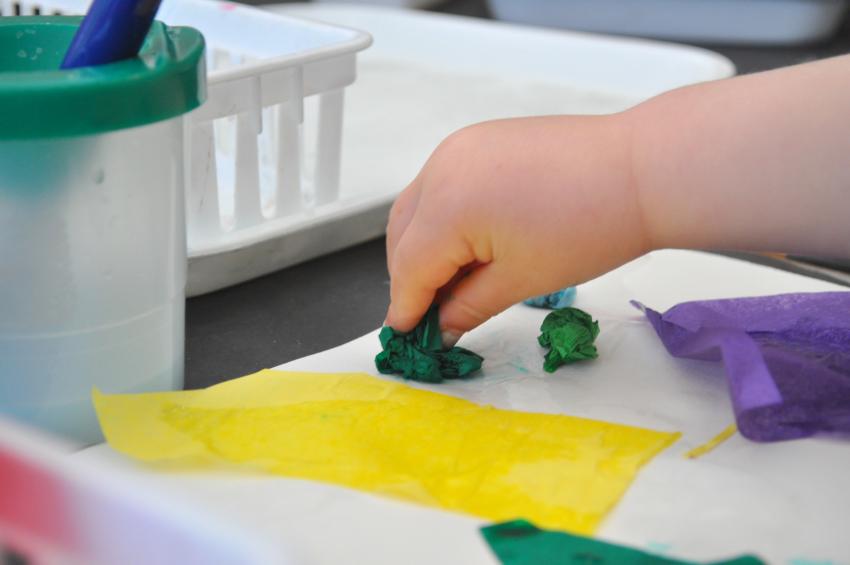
[{"left": 186, "top": 0, "right": 850, "bottom": 390}]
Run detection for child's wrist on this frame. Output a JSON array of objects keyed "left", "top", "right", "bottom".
[{"left": 613, "top": 108, "right": 657, "bottom": 256}]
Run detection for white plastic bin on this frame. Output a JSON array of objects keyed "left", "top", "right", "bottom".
[{"left": 0, "top": 18, "right": 205, "bottom": 444}]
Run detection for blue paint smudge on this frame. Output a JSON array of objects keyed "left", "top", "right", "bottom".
[{"left": 524, "top": 287, "right": 577, "bottom": 309}]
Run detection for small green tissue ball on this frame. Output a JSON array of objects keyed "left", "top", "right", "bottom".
[{"left": 538, "top": 307, "right": 600, "bottom": 373}]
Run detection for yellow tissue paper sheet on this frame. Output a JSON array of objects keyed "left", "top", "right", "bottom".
[{"left": 93, "top": 370, "right": 679, "bottom": 534}]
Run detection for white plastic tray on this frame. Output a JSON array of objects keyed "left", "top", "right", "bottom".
[
  {"left": 2, "top": 1, "right": 733, "bottom": 296},
  {"left": 487, "top": 0, "right": 849, "bottom": 45},
  {"left": 192, "top": 3, "right": 733, "bottom": 295},
  {"left": 75, "top": 250, "right": 850, "bottom": 564}
]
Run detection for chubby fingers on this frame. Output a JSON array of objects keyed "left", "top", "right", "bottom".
[
  {"left": 437, "top": 261, "right": 529, "bottom": 346},
  {"left": 386, "top": 177, "right": 422, "bottom": 274},
  {"left": 385, "top": 208, "right": 475, "bottom": 333}
]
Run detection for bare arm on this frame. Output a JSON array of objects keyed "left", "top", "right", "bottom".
[{"left": 633, "top": 54, "right": 850, "bottom": 258}]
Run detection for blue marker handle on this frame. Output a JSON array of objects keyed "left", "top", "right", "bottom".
[{"left": 61, "top": 0, "right": 163, "bottom": 69}]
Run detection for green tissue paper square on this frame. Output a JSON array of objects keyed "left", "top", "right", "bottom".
[{"left": 481, "top": 520, "right": 764, "bottom": 565}]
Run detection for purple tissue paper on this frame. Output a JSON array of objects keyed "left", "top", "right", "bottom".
[{"left": 637, "top": 292, "right": 850, "bottom": 442}]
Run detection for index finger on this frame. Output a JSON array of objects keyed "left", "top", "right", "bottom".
[
  {"left": 386, "top": 177, "right": 422, "bottom": 274},
  {"left": 385, "top": 212, "right": 475, "bottom": 332}
]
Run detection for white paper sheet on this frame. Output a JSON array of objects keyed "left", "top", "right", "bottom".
[{"left": 75, "top": 250, "right": 850, "bottom": 565}]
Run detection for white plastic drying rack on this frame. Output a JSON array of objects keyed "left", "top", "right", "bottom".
[{"left": 1, "top": 0, "right": 374, "bottom": 296}]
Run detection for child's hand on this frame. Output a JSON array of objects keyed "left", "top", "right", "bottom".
[
  {"left": 385, "top": 55, "right": 850, "bottom": 345},
  {"left": 385, "top": 115, "right": 649, "bottom": 344}
]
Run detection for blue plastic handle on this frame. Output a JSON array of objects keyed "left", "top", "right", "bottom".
[{"left": 61, "top": 0, "right": 163, "bottom": 69}]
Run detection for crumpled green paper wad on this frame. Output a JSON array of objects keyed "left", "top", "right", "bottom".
[
  {"left": 376, "top": 305, "right": 483, "bottom": 383},
  {"left": 538, "top": 307, "right": 600, "bottom": 372}
]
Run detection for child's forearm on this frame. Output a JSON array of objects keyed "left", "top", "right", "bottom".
[{"left": 629, "top": 55, "right": 850, "bottom": 258}]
